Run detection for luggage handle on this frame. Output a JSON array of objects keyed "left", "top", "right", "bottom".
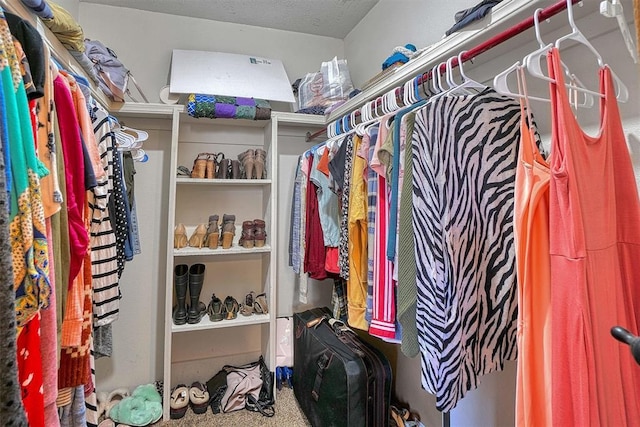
[{"left": 311, "top": 351, "right": 332, "bottom": 402}]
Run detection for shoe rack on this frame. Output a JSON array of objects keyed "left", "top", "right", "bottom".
[
  {"left": 110, "top": 104, "right": 326, "bottom": 422},
  {"left": 164, "top": 112, "right": 277, "bottom": 420}
]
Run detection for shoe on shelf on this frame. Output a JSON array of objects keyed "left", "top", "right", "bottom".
[
  {"left": 174, "top": 223, "right": 188, "bottom": 249},
  {"left": 188, "top": 224, "right": 207, "bottom": 248},
  {"left": 189, "top": 381, "right": 209, "bottom": 415},
  {"left": 231, "top": 160, "right": 242, "bottom": 179},
  {"left": 207, "top": 294, "right": 225, "bottom": 322},
  {"left": 187, "top": 264, "right": 206, "bottom": 324},
  {"left": 238, "top": 220, "right": 255, "bottom": 249},
  {"left": 172, "top": 264, "right": 189, "bottom": 326},
  {"left": 217, "top": 158, "right": 232, "bottom": 179},
  {"left": 240, "top": 291, "right": 255, "bottom": 316},
  {"left": 253, "top": 293, "right": 268, "bottom": 315},
  {"left": 224, "top": 296, "right": 239, "bottom": 320},
  {"left": 176, "top": 165, "right": 190, "bottom": 177},
  {"left": 207, "top": 152, "right": 224, "bottom": 179},
  {"left": 255, "top": 148, "right": 267, "bottom": 179},
  {"left": 238, "top": 149, "right": 255, "bottom": 179},
  {"left": 253, "top": 219, "right": 266, "bottom": 247},
  {"left": 220, "top": 214, "right": 236, "bottom": 249},
  {"left": 205, "top": 215, "right": 220, "bottom": 249},
  {"left": 190, "top": 153, "right": 209, "bottom": 178},
  {"left": 169, "top": 384, "right": 189, "bottom": 419}
]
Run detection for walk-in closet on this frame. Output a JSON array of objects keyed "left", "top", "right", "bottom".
[{"left": 2, "top": 0, "right": 640, "bottom": 426}]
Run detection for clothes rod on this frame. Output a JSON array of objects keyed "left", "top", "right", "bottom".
[{"left": 316, "top": 0, "right": 581, "bottom": 141}]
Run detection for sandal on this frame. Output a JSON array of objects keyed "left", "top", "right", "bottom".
[
  {"left": 169, "top": 384, "right": 189, "bottom": 419},
  {"left": 254, "top": 293, "right": 268, "bottom": 314},
  {"left": 191, "top": 153, "right": 209, "bottom": 178},
  {"left": 224, "top": 296, "right": 239, "bottom": 320},
  {"left": 207, "top": 294, "right": 225, "bottom": 322},
  {"left": 189, "top": 381, "right": 210, "bottom": 414},
  {"left": 240, "top": 291, "right": 255, "bottom": 316},
  {"left": 105, "top": 387, "right": 130, "bottom": 419}
]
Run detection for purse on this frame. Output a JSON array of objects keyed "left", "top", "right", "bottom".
[
  {"left": 209, "top": 356, "right": 275, "bottom": 417},
  {"left": 221, "top": 364, "right": 262, "bottom": 413}
]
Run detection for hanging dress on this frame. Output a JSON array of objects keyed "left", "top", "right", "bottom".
[
  {"left": 548, "top": 47, "right": 640, "bottom": 427},
  {"left": 412, "top": 88, "right": 520, "bottom": 411},
  {"left": 513, "top": 67, "right": 552, "bottom": 427}
]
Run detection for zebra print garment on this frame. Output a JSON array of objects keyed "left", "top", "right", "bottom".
[{"left": 412, "top": 89, "right": 520, "bottom": 412}]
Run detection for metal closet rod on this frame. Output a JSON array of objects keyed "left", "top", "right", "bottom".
[{"left": 306, "top": 0, "right": 580, "bottom": 143}]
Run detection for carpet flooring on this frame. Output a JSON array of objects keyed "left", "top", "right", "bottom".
[{"left": 155, "top": 387, "right": 311, "bottom": 426}]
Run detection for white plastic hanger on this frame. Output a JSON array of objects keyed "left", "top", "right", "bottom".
[
  {"left": 496, "top": 8, "right": 592, "bottom": 106},
  {"left": 600, "top": 0, "right": 638, "bottom": 63},
  {"left": 525, "top": 0, "right": 628, "bottom": 102}
]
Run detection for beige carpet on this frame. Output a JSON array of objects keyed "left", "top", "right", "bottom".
[{"left": 155, "top": 387, "right": 311, "bottom": 427}]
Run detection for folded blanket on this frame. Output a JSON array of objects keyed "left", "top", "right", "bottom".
[{"left": 187, "top": 94, "right": 272, "bottom": 120}]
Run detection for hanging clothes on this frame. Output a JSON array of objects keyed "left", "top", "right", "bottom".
[
  {"left": 412, "top": 88, "right": 520, "bottom": 412},
  {"left": 346, "top": 134, "right": 368, "bottom": 330},
  {"left": 547, "top": 47, "right": 640, "bottom": 427},
  {"left": 513, "top": 67, "right": 551, "bottom": 427},
  {"left": 396, "top": 111, "right": 421, "bottom": 358},
  {"left": 0, "top": 46, "right": 28, "bottom": 426},
  {"left": 369, "top": 115, "right": 397, "bottom": 340}
]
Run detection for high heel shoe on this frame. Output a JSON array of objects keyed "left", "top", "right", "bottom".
[
  {"left": 174, "top": 224, "right": 188, "bottom": 249},
  {"left": 191, "top": 153, "right": 209, "bottom": 179},
  {"left": 231, "top": 160, "right": 241, "bottom": 179},
  {"left": 238, "top": 149, "right": 255, "bottom": 179},
  {"left": 254, "top": 149, "right": 266, "bottom": 179},
  {"left": 238, "top": 220, "right": 255, "bottom": 249},
  {"left": 206, "top": 153, "right": 223, "bottom": 179},
  {"left": 217, "top": 158, "right": 231, "bottom": 179},
  {"left": 188, "top": 224, "right": 207, "bottom": 248},
  {"left": 253, "top": 219, "right": 266, "bottom": 247},
  {"left": 220, "top": 214, "right": 236, "bottom": 249},
  {"left": 204, "top": 215, "right": 219, "bottom": 249}
]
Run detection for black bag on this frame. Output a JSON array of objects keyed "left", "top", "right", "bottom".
[
  {"left": 206, "top": 369, "right": 228, "bottom": 414},
  {"left": 293, "top": 307, "right": 392, "bottom": 427}
]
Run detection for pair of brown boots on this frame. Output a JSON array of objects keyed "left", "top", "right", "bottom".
[{"left": 238, "top": 219, "right": 266, "bottom": 248}]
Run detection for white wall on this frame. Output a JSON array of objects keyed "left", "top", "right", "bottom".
[
  {"left": 78, "top": 4, "right": 345, "bottom": 106},
  {"left": 54, "top": 0, "right": 79, "bottom": 19},
  {"left": 344, "top": 0, "right": 478, "bottom": 88},
  {"left": 78, "top": 5, "right": 345, "bottom": 393}
]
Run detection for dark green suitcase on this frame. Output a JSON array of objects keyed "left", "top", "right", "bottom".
[{"left": 293, "top": 307, "right": 392, "bottom": 427}]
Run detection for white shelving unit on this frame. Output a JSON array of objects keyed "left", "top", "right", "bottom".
[
  {"left": 110, "top": 105, "right": 325, "bottom": 421},
  {"left": 161, "top": 113, "right": 277, "bottom": 421}
]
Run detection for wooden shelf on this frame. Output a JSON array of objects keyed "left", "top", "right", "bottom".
[
  {"left": 173, "top": 244, "right": 271, "bottom": 257},
  {"left": 171, "top": 313, "right": 270, "bottom": 333}
]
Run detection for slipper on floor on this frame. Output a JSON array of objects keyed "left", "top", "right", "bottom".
[
  {"left": 189, "top": 381, "right": 210, "bottom": 414},
  {"left": 96, "top": 391, "right": 109, "bottom": 420},
  {"left": 170, "top": 384, "right": 190, "bottom": 419},
  {"left": 106, "top": 388, "right": 130, "bottom": 419},
  {"left": 110, "top": 384, "right": 162, "bottom": 426}
]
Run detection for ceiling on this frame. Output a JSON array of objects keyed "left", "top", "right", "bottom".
[{"left": 78, "top": 0, "right": 380, "bottom": 38}]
